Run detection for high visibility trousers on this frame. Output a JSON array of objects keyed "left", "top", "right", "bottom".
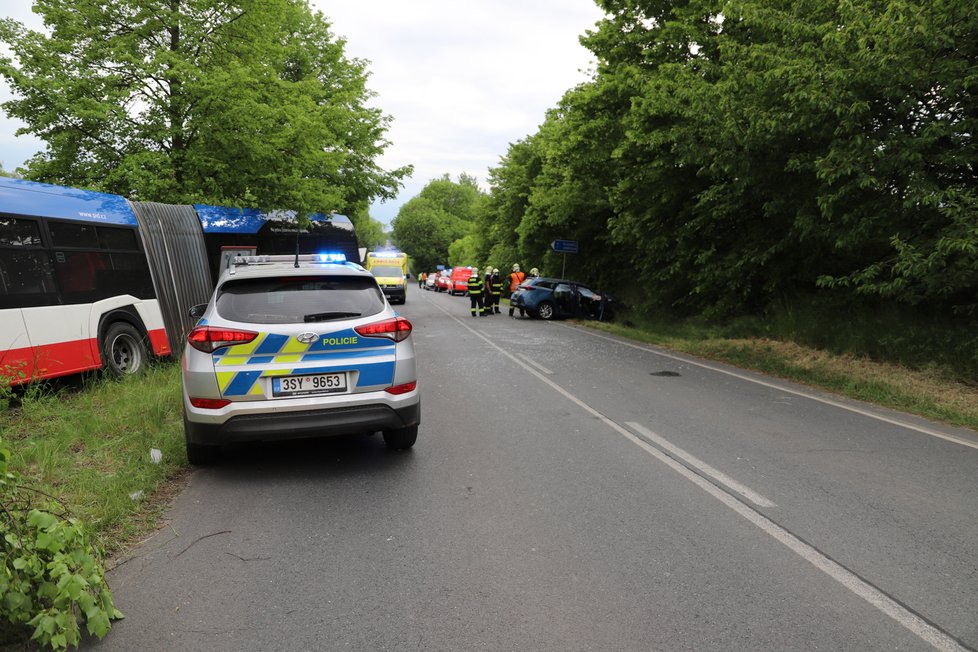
[{"left": 470, "top": 295, "right": 483, "bottom": 316}]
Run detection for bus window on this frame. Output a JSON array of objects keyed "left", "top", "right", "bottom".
[
  {"left": 0, "top": 217, "right": 43, "bottom": 247},
  {"left": 98, "top": 227, "right": 139, "bottom": 251},
  {"left": 49, "top": 221, "right": 100, "bottom": 248},
  {"left": 0, "top": 249, "right": 58, "bottom": 309},
  {"left": 0, "top": 218, "right": 57, "bottom": 309}
]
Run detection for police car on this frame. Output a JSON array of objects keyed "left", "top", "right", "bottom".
[{"left": 181, "top": 254, "right": 420, "bottom": 464}]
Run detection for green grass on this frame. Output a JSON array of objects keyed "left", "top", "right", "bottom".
[
  {"left": 583, "top": 319, "right": 978, "bottom": 432},
  {"left": 0, "top": 363, "right": 187, "bottom": 557}
]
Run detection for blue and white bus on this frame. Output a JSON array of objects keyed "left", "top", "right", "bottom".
[
  {"left": 194, "top": 204, "right": 360, "bottom": 283},
  {"left": 0, "top": 177, "right": 361, "bottom": 385},
  {"left": 0, "top": 178, "right": 172, "bottom": 384}
]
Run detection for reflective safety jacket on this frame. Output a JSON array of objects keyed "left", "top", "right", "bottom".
[
  {"left": 509, "top": 271, "right": 525, "bottom": 293},
  {"left": 491, "top": 274, "right": 503, "bottom": 296},
  {"left": 467, "top": 274, "right": 483, "bottom": 296}
]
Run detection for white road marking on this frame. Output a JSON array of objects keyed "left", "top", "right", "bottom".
[
  {"left": 431, "top": 303, "right": 967, "bottom": 650},
  {"left": 565, "top": 325, "right": 978, "bottom": 452},
  {"left": 517, "top": 353, "right": 553, "bottom": 375},
  {"left": 625, "top": 421, "right": 776, "bottom": 508}
]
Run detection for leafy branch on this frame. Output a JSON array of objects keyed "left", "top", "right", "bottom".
[{"left": 0, "top": 436, "right": 123, "bottom": 650}]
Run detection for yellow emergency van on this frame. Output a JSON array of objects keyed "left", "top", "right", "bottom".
[{"left": 365, "top": 251, "right": 410, "bottom": 304}]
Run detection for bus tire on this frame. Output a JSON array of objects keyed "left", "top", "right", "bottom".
[{"left": 101, "top": 322, "right": 148, "bottom": 378}]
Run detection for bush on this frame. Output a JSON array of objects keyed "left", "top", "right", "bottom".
[{"left": 0, "top": 436, "right": 122, "bottom": 650}]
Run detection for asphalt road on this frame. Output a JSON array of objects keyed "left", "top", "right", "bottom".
[{"left": 86, "top": 288, "right": 978, "bottom": 651}]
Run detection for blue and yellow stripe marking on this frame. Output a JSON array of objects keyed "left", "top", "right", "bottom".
[{"left": 213, "top": 328, "right": 396, "bottom": 397}]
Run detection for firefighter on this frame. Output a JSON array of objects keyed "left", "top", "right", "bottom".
[
  {"left": 507, "top": 264, "right": 526, "bottom": 317},
  {"left": 491, "top": 268, "right": 503, "bottom": 313},
  {"left": 467, "top": 268, "right": 484, "bottom": 317},
  {"left": 508, "top": 264, "right": 525, "bottom": 294},
  {"left": 483, "top": 266, "right": 494, "bottom": 315},
  {"left": 529, "top": 267, "right": 540, "bottom": 279}
]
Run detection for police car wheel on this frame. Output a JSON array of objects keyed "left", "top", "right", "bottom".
[
  {"left": 383, "top": 425, "right": 418, "bottom": 450},
  {"left": 184, "top": 415, "right": 219, "bottom": 465},
  {"left": 535, "top": 301, "right": 555, "bottom": 320},
  {"left": 101, "top": 322, "right": 148, "bottom": 377}
]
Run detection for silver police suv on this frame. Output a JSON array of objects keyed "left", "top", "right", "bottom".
[{"left": 181, "top": 254, "right": 420, "bottom": 464}]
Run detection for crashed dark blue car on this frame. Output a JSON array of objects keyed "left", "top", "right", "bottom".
[{"left": 509, "top": 277, "right": 614, "bottom": 321}]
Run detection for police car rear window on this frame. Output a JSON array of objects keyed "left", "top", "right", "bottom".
[{"left": 216, "top": 276, "right": 386, "bottom": 324}]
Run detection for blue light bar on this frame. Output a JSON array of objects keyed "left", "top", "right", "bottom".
[{"left": 318, "top": 253, "right": 347, "bottom": 262}]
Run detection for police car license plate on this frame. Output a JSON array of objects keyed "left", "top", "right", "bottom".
[{"left": 272, "top": 373, "right": 347, "bottom": 397}]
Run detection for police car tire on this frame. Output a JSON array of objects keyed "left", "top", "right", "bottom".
[
  {"left": 383, "top": 425, "right": 418, "bottom": 450},
  {"left": 184, "top": 415, "right": 219, "bottom": 465},
  {"left": 185, "top": 441, "right": 219, "bottom": 465},
  {"left": 101, "top": 322, "right": 148, "bottom": 377}
]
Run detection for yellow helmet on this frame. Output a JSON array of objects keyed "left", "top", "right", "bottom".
[{"left": 512, "top": 264, "right": 520, "bottom": 272}]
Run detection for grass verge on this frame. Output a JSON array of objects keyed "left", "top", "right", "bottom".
[
  {"left": 582, "top": 320, "right": 978, "bottom": 432},
  {"left": 0, "top": 363, "right": 188, "bottom": 558}
]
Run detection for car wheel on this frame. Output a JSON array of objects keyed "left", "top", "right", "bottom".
[
  {"left": 101, "top": 322, "right": 148, "bottom": 377},
  {"left": 383, "top": 425, "right": 418, "bottom": 450},
  {"left": 535, "top": 301, "right": 555, "bottom": 320},
  {"left": 184, "top": 415, "right": 219, "bottom": 465}
]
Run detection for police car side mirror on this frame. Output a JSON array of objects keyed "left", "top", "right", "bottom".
[{"left": 188, "top": 304, "right": 207, "bottom": 320}]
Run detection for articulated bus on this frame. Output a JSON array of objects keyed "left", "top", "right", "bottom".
[
  {"left": 0, "top": 177, "right": 361, "bottom": 386},
  {"left": 0, "top": 178, "right": 173, "bottom": 384},
  {"left": 194, "top": 204, "right": 360, "bottom": 283}
]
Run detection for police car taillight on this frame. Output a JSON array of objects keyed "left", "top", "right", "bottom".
[
  {"left": 187, "top": 326, "right": 259, "bottom": 353},
  {"left": 354, "top": 317, "right": 412, "bottom": 342},
  {"left": 385, "top": 381, "right": 416, "bottom": 395}
]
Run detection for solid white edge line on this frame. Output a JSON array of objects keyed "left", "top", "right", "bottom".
[
  {"left": 517, "top": 353, "right": 554, "bottom": 375},
  {"left": 564, "top": 324, "right": 978, "bottom": 452},
  {"left": 430, "top": 301, "right": 966, "bottom": 650},
  {"left": 625, "top": 421, "right": 777, "bottom": 508}
]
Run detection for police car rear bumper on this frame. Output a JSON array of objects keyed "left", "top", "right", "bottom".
[{"left": 184, "top": 401, "right": 421, "bottom": 444}]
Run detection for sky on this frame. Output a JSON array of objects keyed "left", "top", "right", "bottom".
[{"left": 0, "top": 1, "right": 606, "bottom": 225}]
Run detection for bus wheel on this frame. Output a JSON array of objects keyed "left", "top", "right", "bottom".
[{"left": 101, "top": 323, "right": 148, "bottom": 377}]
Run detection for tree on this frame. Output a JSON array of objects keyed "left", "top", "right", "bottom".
[
  {"left": 0, "top": 0, "right": 410, "bottom": 218},
  {"left": 448, "top": 234, "right": 480, "bottom": 268},
  {"left": 342, "top": 201, "right": 388, "bottom": 252},
  {"left": 414, "top": 173, "right": 485, "bottom": 222},
  {"left": 390, "top": 196, "right": 470, "bottom": 273},
  {"left": 391, "top": 174, "right": 485, "bottom": 271}
]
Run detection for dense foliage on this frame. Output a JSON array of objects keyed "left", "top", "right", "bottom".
[
  {"left": 390, "top": 174, "right": 484, "bottom": 272},
  {"left": 0, "top": 0, "right": 410, "bottom": 224},
  {"left": 1, "top": 437, "right": 121, "bottom": 650},
  {"left": 392, "top": 0, "right": 977, "bottom": 376},
  {"left": 485, "top": 0, "right": 978, "bottom": 320}
]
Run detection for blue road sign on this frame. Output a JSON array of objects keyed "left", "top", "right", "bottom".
[{"left": 551, "top": 239, "right": 579, "bottom": 254}]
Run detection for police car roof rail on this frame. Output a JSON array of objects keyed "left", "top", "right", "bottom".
[{"left": 227, "top": 254, "right": 363, "bottom": 275}]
